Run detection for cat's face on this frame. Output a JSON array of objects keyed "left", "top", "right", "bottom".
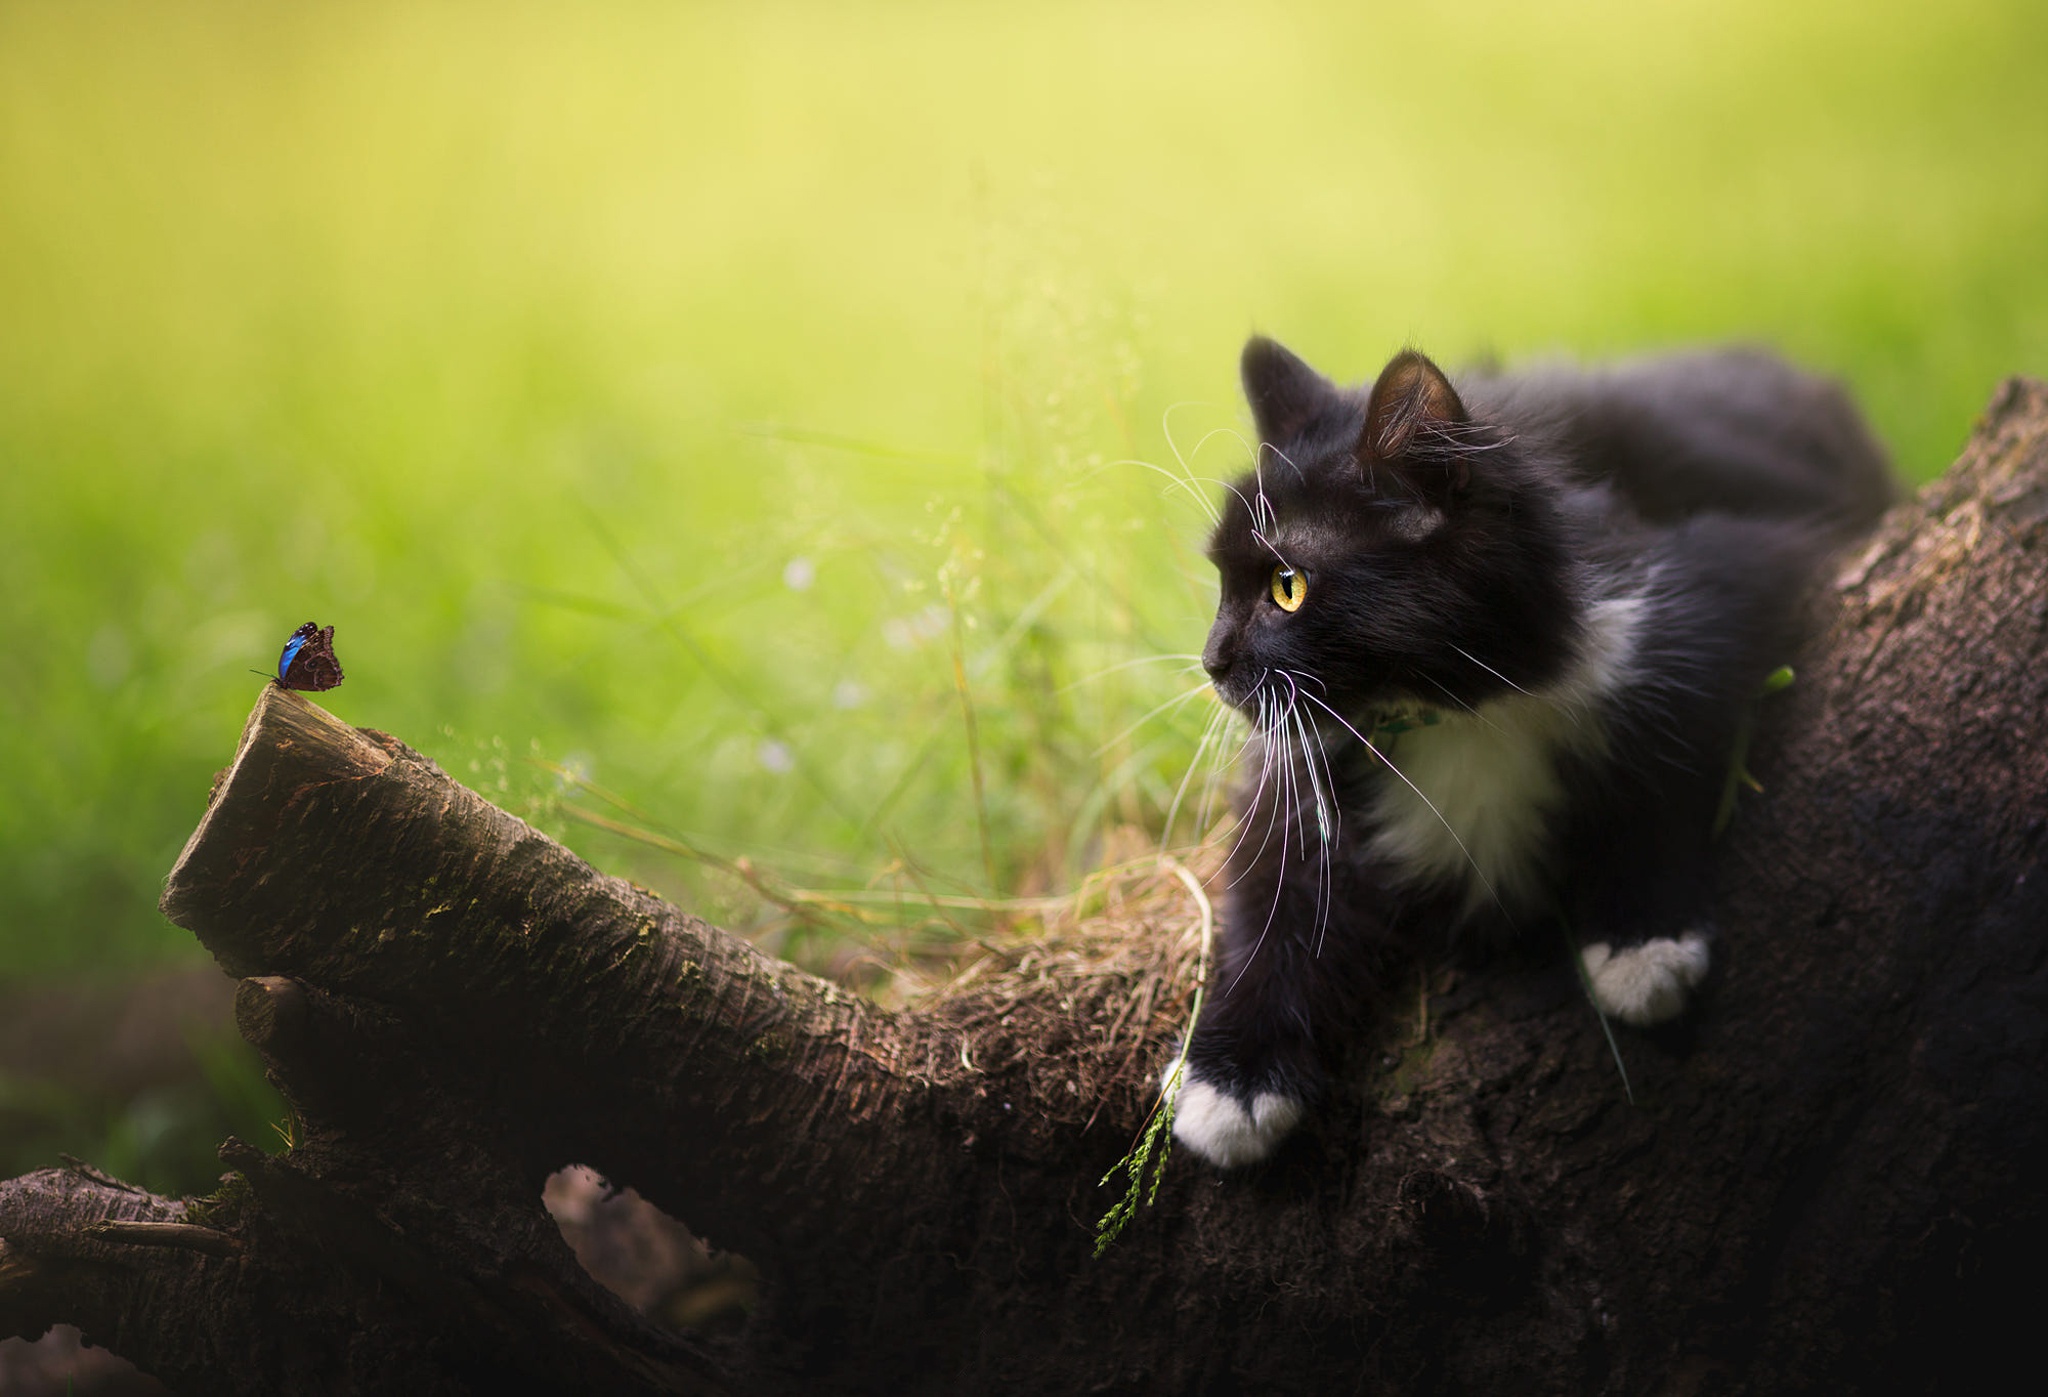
[
  {"left": 1202, "top": 339, "right": 1573, "bottom": 722},
  {"left": 1200, "top": 462, "right": 1462, "bottom": 718}
]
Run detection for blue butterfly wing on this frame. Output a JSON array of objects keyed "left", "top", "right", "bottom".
[{"left": 276, "top": 633, "right": 308, "bottom": 681}]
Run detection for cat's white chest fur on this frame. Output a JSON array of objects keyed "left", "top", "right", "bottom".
[{"left": 1367, "top": 596, "right": 1646, "bottom": 916}]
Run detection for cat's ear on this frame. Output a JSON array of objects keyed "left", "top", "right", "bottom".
[
  {"left": 1242, "top": 336, "right": 1337, "bottom": 445},
  {"left": 1361, "top": 350, "right": 1470, "bottom": 479}
]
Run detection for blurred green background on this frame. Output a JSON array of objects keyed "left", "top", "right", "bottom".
[{"left": 1, "top": 0, "right": 2042, "bottom": 1191}]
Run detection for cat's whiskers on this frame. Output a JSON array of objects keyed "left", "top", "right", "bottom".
[
  {"left": 1157, "top": 403, "right": 1233, "bottom": 527},
  {"left": 1189, "top": 705, "right": 1265, "bottom": 854},
  {"left": 1194, "top": 691, "right": 1276, "bottom": 853},
  {"left": 1251, "top": 530, "right": 1292, "bottom": 569},
  {"left": 1289, "top": 699, "right": 1339, "bottom": 956},
  {"left": 1222, "top": 681, "right": 1287, "bottom": 880},
  {"left": 1415, "top": 671, "right": 1507, "bottom": 737},
  {"left": 1257, "top": 685, "right": 1298, "bottom": 880},
  {"left": 1281, "top": 672, "right": 1339, "bottom": 780},
  {"left": 1214, "top": 477, "right": 1260, "bottom": 530},
  {"left": 1417, "top": 420, "right": 1519, "bottom": 453},
  {"left": 1259, "top": 441, "right": 1308, "bottom": 482},
  {"left": 1297, "top": 688, "right": 1507, "bottom": 916},
  {"left": 1227, "top": 671, "right": 1343, "bottom": 986},
  {"left": 1117, "top": 456, "right": 1220, "bottom": 522},
  {"left": 1279, "top": 670, "right": 1341, "bottom": 945},
  {"left": 1091, "top": 680, "right": 1214, "bottom": 759},
  {"left": 1060, "top": 653, "right": 1205, "bottom": 693},
  {"left": 1277, "top": 687, "right": 1305, "bottom": 872},
  {"left": 1278, "top": 673, "right": 1335, "bottom": 853},
  {"left": 1161, "top": 696, "right": 1234, "bottom": 852},
  {"left": 1226, "top": 682, "right": 1300, "bottom": 995},
  {"left": 1449, "top": 643, "right": 1539, "bottom": 701},
  {"left": 1251, "top": 454, "right": 1280, "bottom": 538}
]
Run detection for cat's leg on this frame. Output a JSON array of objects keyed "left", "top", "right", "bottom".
[
  {"left": 1165, "top": 939, "right": 1316, "bottom": 1169},
  {"left": 1571, "top": 513, "right": 1831, "bottom": 1027},
  {"left": 1569, "top": 779, "right": 1718, "bottom": 1027},
  {"left": 1165, "top": 838, "right": 1371, "bottom": 1167}
]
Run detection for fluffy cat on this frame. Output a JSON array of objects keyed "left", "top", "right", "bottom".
[{"left": 1167, "top": 337, "right": 1893, "bottom": 1168}]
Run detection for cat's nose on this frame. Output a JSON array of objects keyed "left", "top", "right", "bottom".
[{"left": 1202, "top": 632, "right": 1234, "bottom": 684}]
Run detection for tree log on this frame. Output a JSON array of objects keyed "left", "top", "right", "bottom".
[{"left": 5, "top": 379, "right": 2047, "bottom": 1394}]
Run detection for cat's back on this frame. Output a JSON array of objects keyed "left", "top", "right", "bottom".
[{"left": 1461, "top": 348, "right": 1895, "bottom": 534}]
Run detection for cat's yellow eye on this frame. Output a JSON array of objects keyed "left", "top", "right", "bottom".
[{"left": 1270, "top": 565, "right": 1307, "bottom": 612}]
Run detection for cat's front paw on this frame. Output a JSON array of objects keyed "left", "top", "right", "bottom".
[
  {"left": 1580, "top": 933, "right": 1710, "bottom": 1026},
  {"left": 1160, "top": 1058, "right": 1304, "bottom": 1168}
]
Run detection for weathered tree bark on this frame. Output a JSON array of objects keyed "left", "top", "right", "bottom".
[{"left": 4, "top": 380, "right": 2046, "bottom": 1395}]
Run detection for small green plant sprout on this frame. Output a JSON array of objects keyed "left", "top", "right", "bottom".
[
  {"left": 1094, "top": 860, "right": 1212, "bottom": 1257},
  {"left": 1714, "top": 665, "right": 1796, "bottom": 839}
]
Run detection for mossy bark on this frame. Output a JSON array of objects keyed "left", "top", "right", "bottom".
[{"left": 5, "top": 380, "right": 2047, "bottom": 1395}]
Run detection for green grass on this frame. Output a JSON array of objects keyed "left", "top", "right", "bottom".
[{"left": 1, "top": 0, "right": 2043, "bottom": 995}]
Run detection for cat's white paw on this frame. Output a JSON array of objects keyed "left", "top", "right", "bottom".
[
  {"left": 1580, "top": 933, "right": 1711, "bottom": 1026},
  {"left": 1161, "top": 1060, "right": 1303, "bottom": 1168}
]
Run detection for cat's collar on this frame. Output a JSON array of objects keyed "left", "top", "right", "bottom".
[{"left": 1364, "top": 707, "right": 1444, "bottom": 743}]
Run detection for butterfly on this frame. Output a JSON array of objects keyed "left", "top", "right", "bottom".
[{"left": 274, "top": 622, "right": 344, "bottom": 692}]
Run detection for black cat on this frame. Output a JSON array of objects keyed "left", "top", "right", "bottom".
[{"left": 1168, "top": 338, "right": 1893, "bottom": 1167}]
